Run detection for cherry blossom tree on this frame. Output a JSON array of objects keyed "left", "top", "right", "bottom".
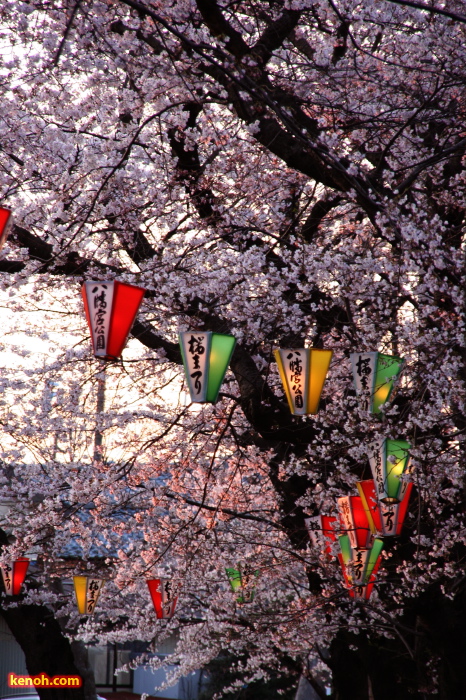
[{"left": 0, "top": 1, "right": 466, "bottom": 698}]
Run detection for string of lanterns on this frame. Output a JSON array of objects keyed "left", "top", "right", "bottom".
[
  {"left": 0, "top": 230, "right": 415, "bottom": 609},
  {"left": 79, "top": 277, "right": 413, "bottom": 602}
]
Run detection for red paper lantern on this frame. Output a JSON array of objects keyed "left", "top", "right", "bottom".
[
  {"left": 81, "top": 280, "right": 145, "bottom": 360},
  {"left": 0, "top": 207, "right": 13, "bottom": 250},
  {"left": 338, "top": 495, "right": 374, "bottom": 550},
  {"left": 0, "top": 558, "right": 29, "bottom": 595},
  {"left": 305, "top": 515, "right": 338, "bottom": 556},
  {"left": 357, "top": 479, "right": 413, "bottom": 536},
  {"left": 147, "top": 578, "right": 178, "bottom": 619}
]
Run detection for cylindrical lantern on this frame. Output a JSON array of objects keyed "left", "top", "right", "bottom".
[
  {"left": 0, "top": 558, "right": 29, "bottom": 595},
  {"left": 367, "top": 438, "right": 411, "bottom": 504},
  {"left": 81, "top": 280, "right": 145, "bottom": 360},
  {"left": 305, "top": 515, "right": 338, "bottom": 556},
  {"left": 350, "top": 352, "right": 404, "bottom": 414},
  {"left": 147, "top": 578, "right": 178, "bottom": 619},
  {"left": 73, "top": 576, "right": 105, "bottom": 615},
  {"left": 0, "top": 207, "right": 13, "bottom": 250},
  {"left": 338, "top": 496, "right": 374, "bottom": 550},
  {"left": 179, "top": 331, "right": 236, "bottom": 403},
  {"left": 226, "top": 565, "right": 258, "bottom": 604},
  {"left": 357, "top": 479, "right": 413, "bottom": 536},
  {"left": 274, "top": 348, "right": 332, "bottom": 415}
]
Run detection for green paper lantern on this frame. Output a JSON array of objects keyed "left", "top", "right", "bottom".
[
  {"left": 338, "top": 535, "right": 383, "bottom": 587},
  {"left": 338, "top": 534, "right": 352, "bottom": 568},
  {"left": 179, "top": 332, "right": 236, "bottom": 403},
  {"left": 368, "top": 438, "right": 411, "bottom": 504},
  {"left": 226, "top": 565, "right": 258, "bottom": 604},
  {"left": 351, "top": 352, "right": 404, "bottom": 414}
]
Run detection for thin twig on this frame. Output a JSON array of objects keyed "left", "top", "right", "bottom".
[{"left": 53, "top": 1, "right": 82, "bottom": 67}]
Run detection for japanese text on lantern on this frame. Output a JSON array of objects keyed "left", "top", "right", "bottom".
[
  {"left": 92, "top": 286, "right": 109, "bottom": 352},
  {"left": 353, "top": 585, "right": 365, "bottom": 598},
  {"left": 356, "top": 354, "right": 372, "bottom": 411},
  {"left": 87, "top": 579, "right": 101, "bottom": 614},
  {"left": 287, "top": 351, "right": 303, "bottom": 409},
  {"left": 241, "top": 565, "right": 255, "bottom": 602},
  {"left": 1, "top": 563, "right": 12, "bottom": 593},
  {"left": 163, "top": 580, "right": 173, "bottom": 612},
  {"left": 187, "top": 335, "right": 206, "bottom": 396},
  {"left": 339, "top": 498, "right": 351, "bottom": 531},
  {"left": 351, "top": 550, "right": 365, "bottom": 584},
  {"left": 382, "top": 508, "right": 394, "bottom": 533},
  {"left": 370, "top": 443, "right": 385, "bottom": 498}
]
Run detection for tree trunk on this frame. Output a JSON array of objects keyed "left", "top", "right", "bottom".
[
  {"left": 295, "top": 675, "right": 324, "bottom": 700},
  {"left": 2, "top": 606, "right": 97, "bottom": 700}
]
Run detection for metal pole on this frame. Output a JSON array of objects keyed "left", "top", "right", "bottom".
[{"left": 94, "top": 361, "right": 105, "bottom": 463}]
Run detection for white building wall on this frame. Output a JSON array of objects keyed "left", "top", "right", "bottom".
[
  {"left": 133, "top": 665, "right": 202, "bottom": 700},
  {"left": 0, "top": 616, "right": 36, "bottom": 697}
]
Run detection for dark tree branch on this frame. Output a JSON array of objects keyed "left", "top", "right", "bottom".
[
  {"left": 12, "top": 225, "right": 54, "bottom": 262},
  {"left": 383, "top": 0, "right": 466, "bottom": 24},
  {"left": 130, "top": 319, "right": 181, "bottom": 362},
  {"left": 7, "top": 225, "right": 125, "bottom": 276},
  {"left": 111, "top": 225, "right": 158, "bottom": 265},
  {"left": 118, "top": 0, "right": 380, "bottom": 218},
  {"left": 301, "top": 196, "right": 343, "bottom": 242},
  {"left": 53, "top": 0, "right": 82, "bottom": 67},
  {"left": 165, "top": 490, "right": 283, "bottom": 529},
  {"left": 252, "top": 8, "right": 302, "bottom": 67},
  {"left": 195, "top": 0, "right": 250, "bottom": 58},
  {"left": 396, "top": 137, "right": 466, "bottom": 194}
]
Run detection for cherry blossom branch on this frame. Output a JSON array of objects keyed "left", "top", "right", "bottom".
[
  {"left": 383, "top": 0, "right": 466, "bottom": 24},
  {"left": 165, "top": 491, "right": 283, "bottom": 530}
]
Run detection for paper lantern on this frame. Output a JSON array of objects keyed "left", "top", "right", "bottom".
[
  {"left": 226, "top": 565, "right": 258, "bottom": 604},
  {"left": 274, "top": 348, "right": 332, "bottom": 415},
  {"left": 73, "top": 575, "right": 105, "bottom": 615},
  {"left": 350, "top": 551, "right": 383, "bottom": 601},
  {"left": 367, "top": 438, "right": 411, "bottom": 504},
  {"left": 338, "top": 534, "right": 383, "bottom": 595},
  {"left": 0, "top": 207, "right": 13, "bottom": 250},
  {"left": 147, "top": 578, "right": 178, "bottom": 619},
  {"left": 305, "top": 515, "right": 338, "bottom": 556},
  {"left": 338, "top": 495, "right": 374, "bottom": 550},
  {"left": 179, "top": 331, "right": 236, "bottom": 403},
  {"left": 351, "top": 352, "right": 404, "bottom": 414},
  {"left": 357, "top": 479, "right": 413, "bottom": 536},
  {"left": 81, "top": 280, "right": 145, "bottom": 360},
  {"left": 0, "top": 558, "right": 29, "bottom": 595}
]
